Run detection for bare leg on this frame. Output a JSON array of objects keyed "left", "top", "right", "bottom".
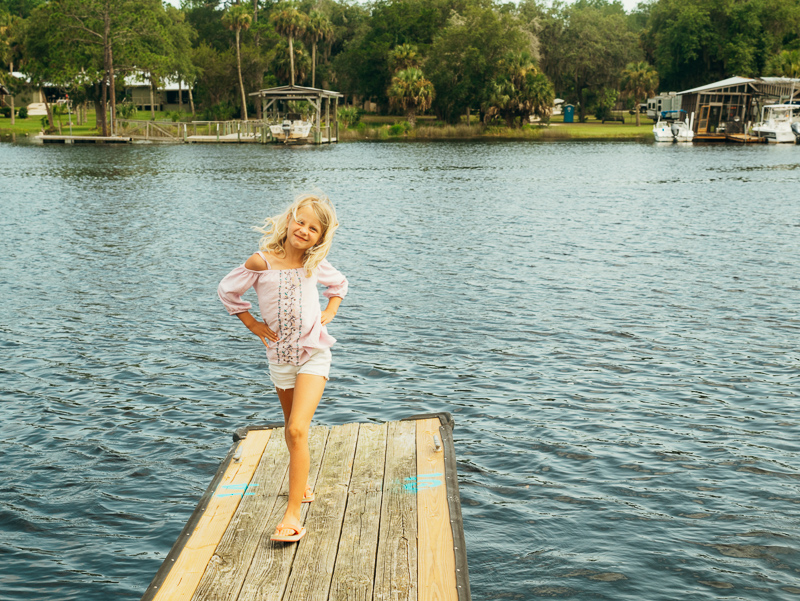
[{"left": 274, "top": 374, "right": 326, "bottom": 537}]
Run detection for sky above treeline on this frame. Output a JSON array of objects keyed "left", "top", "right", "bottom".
[{"left": 164, "top": 0, "right": 644, "bottom": 15}]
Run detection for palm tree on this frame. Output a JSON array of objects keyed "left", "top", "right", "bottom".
[
  {"left": 526, "top": 72, "right": 556, "bottom": 122},
  {"left": 387, "top": 67, "right": 435, "bottom": 127},
  {"left": 388, "top": 43, "right": 420, "bottom": 73},
  {"left": 483, "top": 78, "right": 516, "bottom": 127},
  {"left": 222, "top": 4, "right": 253, "bottom": 121},
  {"left": 271, "top": 5, "right": 308, "bottom": 87},
  {"left": 621, "top": 61, "right": 658, "bottom": 127},
  {"left": 273, "top": 39, "right": 311, "bottom": 86},
  {"left": 305, "top": 10, "right": 333, "bottom": 88},
  {"left": 768, "top": 49, "right": 800, "bottom": 78},
  {"left": 483, "top": 53, "right": 554, "bottom": 128}
]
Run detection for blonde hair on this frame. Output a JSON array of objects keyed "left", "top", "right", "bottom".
[{"left": 255, "top": 192, "right": 339, "bottom": 276}]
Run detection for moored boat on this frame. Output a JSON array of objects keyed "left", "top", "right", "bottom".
[
  {"left": 751, "top": 104, "right": 799, "bottom": 143},
  {"left": 653, "top": 119, "right": 674, "bottom": 142},
  {"left": 670, "top": 112, "right": 695, "bottom": 142},
  {"left": 653, "top": 109, "right": 693, "bottom": 143},
  {"left": 269, "top": 117, "right": 314, "bottom": 142}
]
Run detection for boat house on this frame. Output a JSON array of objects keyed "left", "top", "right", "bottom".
[
  {"left": 679, "top": 76, "right": 800, "bottom": 140},
  {"left": 250, "top": 85, "right": 342, "bottom": 144}
]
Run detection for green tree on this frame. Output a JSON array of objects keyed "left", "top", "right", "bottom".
[
  {"left": 27, "top": 0, "right": 166, "bottom": 136},
  {"left": 332, "top": 0, "right": 450, "bottom": 110},
  {"left": 387, "top": 66, "right": 434, "bottom": 127},
  {"left": 184, "top": 0, "right": 229, "bottom": 53},
  {"left": 164, "top": 5, "right": 197, "bottom": 116},
  {"left": 388, "top": 43, "right": 419, "bottom": 72},
  {"left": 18, "top": 2, "right": 80, "bottom": 131},
  {"left": 192, "top": 42, "right": 237, "bottom": 109},
  {"left": 273, "top": 38, "right": 310, "bottom": 86},
  {"left": 539, "top": 0, "right": 639, "bottom": 122},
  {"left": 767, "top": 49, "right": 800, "bottom": 78},
  {"left": 0, "top": 11, "right": 22, "bottom": 124},
  {"left": 223, "top": 3, "right": 252, "bottom": 120},
  {"left": 645, "top": 0, "right": 800, "bottom": 90},
  {"left": 427, "top": 4, "right": 535, "bottom": 124},
  {"left": 620, "top": 61, "right": 658, "bottom": 126},
  {"left": 0, "top": 0, "right": 43, "bottom": 19},
  {"left": 271, "top": 4, "right": 308, "bottom": 87},
  {"left": 527, "top": 71, "right": 556, "bottom": 122},
  {"left": 483, "top": 52, "right": 554, "bottom": 127},
  {"left": 133, "top": 5, "right": 179, "bottom": 120},
  {"left": 305, "top": 9, "right": 333, "bottom": 88}
]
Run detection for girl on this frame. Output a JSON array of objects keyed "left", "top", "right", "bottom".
[{"left": 217, "top": 192, "right": 348, "bottom": 543}]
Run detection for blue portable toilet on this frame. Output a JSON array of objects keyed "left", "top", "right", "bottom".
[{"left": 563, "top": 104, "right": 575, "bottom": 123}]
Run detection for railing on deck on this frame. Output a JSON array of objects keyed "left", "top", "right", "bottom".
[{"left": 114, "top": 119, "right": 268, "bottom": 142}]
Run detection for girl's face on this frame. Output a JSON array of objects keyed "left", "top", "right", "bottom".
[{"left": 287, "top": 204, "right": 323, "bottom": 252}]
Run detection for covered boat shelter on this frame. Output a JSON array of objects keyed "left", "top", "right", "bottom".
[
  {"left": 679, "top": 77, "right": 759, "bottom": 139},
  {"left": 250, "top": 85, "right": 342, "bottom": 144},
  {"left": 679, "top": 76, "right": 800, "bottom": 140}
]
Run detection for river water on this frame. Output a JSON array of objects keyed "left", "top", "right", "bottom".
[{"left": 1, "top": 139, "right": 798, "bottom": 600}]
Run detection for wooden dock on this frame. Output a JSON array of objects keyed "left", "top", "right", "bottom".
[
  {"left": 725, "top": 133, "right": 768, "bottom": 144},
  {"left": 140, "top": 413, "right": 470, "bottom": 601},
  {"left": 37, "top": 134, "right": 132, "bottom": 144}
]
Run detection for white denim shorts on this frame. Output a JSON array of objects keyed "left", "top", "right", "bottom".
[{"left": 268, "top": 347, "right": 332, "bottom": 390}]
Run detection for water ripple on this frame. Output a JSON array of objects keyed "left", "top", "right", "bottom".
[{"left": 1, "top": 140, "right": 799, "bottom": 600}]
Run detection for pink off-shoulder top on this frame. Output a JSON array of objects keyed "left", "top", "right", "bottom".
[{"left": 218, "top": 252, "right": 348, "bottom": 366}]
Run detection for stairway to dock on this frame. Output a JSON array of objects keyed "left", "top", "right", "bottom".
[{"left": 141, "top": 413, "right": 470, "bottom": 601}]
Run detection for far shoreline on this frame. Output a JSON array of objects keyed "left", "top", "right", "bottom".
[{"left": 0, "top": 110, "right": 657, "bottom": 143}]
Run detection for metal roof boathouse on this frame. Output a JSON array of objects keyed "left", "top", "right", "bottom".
[{"left": 679, "top": 76, "right": 800, "bottom": 141}]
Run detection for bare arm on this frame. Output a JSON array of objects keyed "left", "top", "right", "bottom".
[
  {"left": 321, "top": 296, "right": 342, "bottom": 326},
  {"left": 237, "top": 253, "right": 277, "bottom": 345},
  {"left": 237, "top": 311, "right": 278, "bottom": 346}
]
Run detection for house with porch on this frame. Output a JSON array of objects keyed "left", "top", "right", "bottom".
[{"left": 125, "top": 74, "right": 190, "bottom": 112}]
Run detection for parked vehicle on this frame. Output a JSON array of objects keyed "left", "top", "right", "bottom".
[{"left": 646, "top": 93, "right": 682, "bottom": 120}]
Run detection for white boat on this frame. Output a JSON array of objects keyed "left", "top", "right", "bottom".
[
  {"left": 670, "top": 112, "right": 695, "bottom": 142},
  {"left": 751, "top": 104, "right": 799, "bottom": 143},
  {"left": 653, "top": 119, "right": 674, "bottom": 142},
  {"left": 653, "top": 110, "right": 694, "bottom": 143},
  {"left": 269, "top": 118, "right": 314, "bottom": 141}
]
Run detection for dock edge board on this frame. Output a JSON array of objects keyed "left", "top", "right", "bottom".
[
  {"left": 139, "top": 413, "right": 471, "bottom": 601},
  {"left": 140, "top": 438, "right": 243, "bottom": 601},
  {"left": 403, "top": 412, "right": 472, "bottom": 601}
]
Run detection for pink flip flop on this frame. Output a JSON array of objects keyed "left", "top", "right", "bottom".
[
  {"left": 271, "top": 523, "right": 306, "bottom": 543},
  {"left": 302, "top": 488, "right": 315, "bottom": 503}
]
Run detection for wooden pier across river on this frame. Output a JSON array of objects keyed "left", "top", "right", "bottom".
[{"left": 141, "top": 413, "right": 470, "bottom": 601}]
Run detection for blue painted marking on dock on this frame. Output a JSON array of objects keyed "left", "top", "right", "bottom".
[
  {"left": 403, "top": 473, "right": 443, "bottom": 492},
  {"left": 216, "top": 483, "right": 259, "bottom": 497}
]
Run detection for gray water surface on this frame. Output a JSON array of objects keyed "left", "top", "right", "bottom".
[{"left": 1, "top": 139, "right": 799, "bottom": 600}]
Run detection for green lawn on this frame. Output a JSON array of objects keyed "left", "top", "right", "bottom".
[
  {"left": 2, "top": 108, "right": 656, "bottom": 142},
  {"left": 0, "top": 108, "right": 195, "bottom": 138},
  {"left": 346, "top": 110, "right": 655, "bottom": 141}
]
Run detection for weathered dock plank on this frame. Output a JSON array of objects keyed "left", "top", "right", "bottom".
[
  {"left": 142, "top": 415, "right": 470, "bottom": 601},
  {"left": 282, "top": 422, "right": 360, "bottom": 601},
  {"left": 191, "top": 428, "right": 290, "bottom": 601},
  {"left": 416, "top": 418, "right": 458, "bottom": 601},
  {"left": 236, "top": 426, "right": 329, "bottom": 601},
  {"left": 329, "top": 422, "right": 388, "bottom": 601},
  {"left": 373, "top": 420, "right": 418, "bottom": 601},
  {"left": 151, "top": 429, "right": 272, "bottom": 601}
]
